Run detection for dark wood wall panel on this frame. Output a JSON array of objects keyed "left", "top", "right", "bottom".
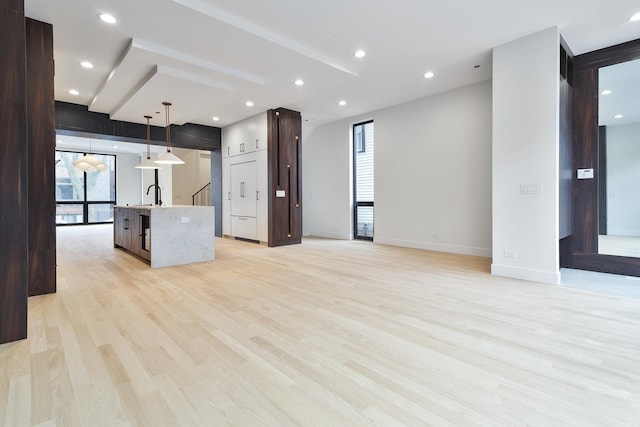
[
  {"left": 597, "top": 126, "right": 607, "bottom": 236},
  {"left": 0, "top": 0, "right": 28, "bottom": 344},
  {"left": 267, "top": 108, "right": 302, "bottom": 247},
  {"left": 559, "top": 74, "right": 573, "bottom": 240},
  {"left": 572, "top": 37, "right": 640, "bottom": 275},
  {"left": 55, "top": 101, "right": 221, "bottom": 151},
  {"left": 572, "top": 67, "right": 599, "bottom": 254},
  {"left": 26, "top": 18, "right": 57, "bottom": 297}
]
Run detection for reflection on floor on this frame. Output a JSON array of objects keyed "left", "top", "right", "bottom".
[
  {"left": 598, "top": 234, "right": 640, "bottom": 257},
  {"left": 561, "top": 268, "right": 640, "bottom": 299}
]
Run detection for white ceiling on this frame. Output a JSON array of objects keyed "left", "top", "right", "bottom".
[
  {"left": 25, "top": 0, "right": 640, "bottom": 130},
  {"left": 55, "top": 134, "right": 163, "bottom": 155}
]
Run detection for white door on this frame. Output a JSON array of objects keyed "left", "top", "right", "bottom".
[{"left": 230, "top": 161, "right": 257, "bottom": 217}]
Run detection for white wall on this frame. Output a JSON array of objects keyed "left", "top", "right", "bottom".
[
  {"left": 303, "top": 119, "right": 353, "bottom": 239},
  {"left": 141, "top": 153, "right": 173, "bottom": 206},
  {"left": 492, "top": 27, "right": 560, "bottom": 285},
  {"left": 303, "top": 80, "right": 493, "bottom": 256},
  {"left": 606, "top": 123, "right": 640, "bottom": 236},
  {"left": 171, "top": 148, "right": 211, "bottom": 206},
  {"left": 116, "top": 152, "right": 143, "bottom": 206}
]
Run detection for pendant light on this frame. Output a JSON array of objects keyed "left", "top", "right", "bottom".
[
  {"left": 135, "top": 115, "right": 162, "bottom": 169},
  {"left": 154, "top": 102, "right": 185, "bottom": 165},
  {"left": 73, "top": 138, "right": 107, "bottom": 172}
]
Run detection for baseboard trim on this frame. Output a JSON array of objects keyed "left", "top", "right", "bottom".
[
  {"left": 374, "top": 237, "right": 491, "bottom": 258},
  {"left": 303, "top": 230, "right": 350, "bottom": 240},
  {"left": 491, "top": 263, "right": 560, "bottom": 285}
]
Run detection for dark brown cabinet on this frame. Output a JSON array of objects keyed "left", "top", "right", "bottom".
[{"left": 114, "top": 207, "right": 150, "bottom": 262}]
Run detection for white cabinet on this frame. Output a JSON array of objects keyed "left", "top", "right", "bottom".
[
  {"left": 231, "top": 216, "right": 257, "bottom": 240},
  {"left": 222, "top": 113, "right": 269, "bottom": 242},
  {"left": 230, "top": 160, "right": 257, "bottom": 217},
  {"left": 255, "top": 113, "right": 267, "bottom": 151},
  {"left": 226, "top": 158, "right": 259, "bottom": 240},
  {"left": 222, "top": 113, "right": 266, "bottom": 158}
]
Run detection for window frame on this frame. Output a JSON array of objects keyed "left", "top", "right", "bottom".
[{"left": 55, "top": 149, "right": 117, "bottom": 226}]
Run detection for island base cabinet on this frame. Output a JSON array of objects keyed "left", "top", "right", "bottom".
[
  {"left": 114, "top": 207, "right": 133, "bottom": 250},
  {"left": 114, "top": 208, "right": 150, "bottom": 262}
]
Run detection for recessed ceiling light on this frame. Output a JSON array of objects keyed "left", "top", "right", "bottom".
[
  {"left": 98, "top": 13, "right": 117, "bottom": 24},
  {"left": 112, "top": 145, "right": 118, "bottom": 148},
  {"left": 614, "top": 114, "right": 624, "bottom": 119},
  {"left": 69, "top": 89, "right": 79, "bottom": 95},
  {"left": 424, "top": 71, "right": 435, "bottom": 79},
  {"left": 56, "top": 139, "right": 62, "bottom": 143},
  {"left": 339, "top": 100, "right": 346, "bottom": 106},
  {"left": 354, "top": 50, "right": 366, "bottom": 58},
  {"left": 212, "top": 116, "right": 220, "bottom": 121},
  {"left": 630, "top": 12, "right": 640, "bottom": 22},
  {"left": 80, "top": 61, "right": 94, "bottom": 69},
  {"left": 295, "top": 79, "right": 304, "bottom": 86},
  {"left": 246, "top": 101, "right": 254, "bottom": 107},
  {"left": 601, "top": 89, "right": 612, "bottom": 95}
]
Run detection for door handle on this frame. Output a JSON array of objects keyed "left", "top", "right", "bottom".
[
  {"left": 256, "top": 190, "right": 259, "bottom": 200},
  {"left": 256, "top": 138, "right": 259, "bottom": 149},
  {"left": 227, "top": 146, "right": 230, "bottom": 155},
  {"left": 228, "top": 192, "right": 231, "bottom": 200}
]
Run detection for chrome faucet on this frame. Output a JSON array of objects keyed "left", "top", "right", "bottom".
[{"left": 146, "top": 184, "right": 162, "bottom": 206}]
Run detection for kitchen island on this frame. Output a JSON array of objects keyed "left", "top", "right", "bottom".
[{"left": 114, "top": 205, "right": 215, "bottom": 268}]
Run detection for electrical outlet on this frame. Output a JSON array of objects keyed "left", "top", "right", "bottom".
[
  {"left": 504, "top": 250, "right": 517, "bottom": 258},
  {"left": 180, "top": 217, "right": 190, "bottom": 223}
]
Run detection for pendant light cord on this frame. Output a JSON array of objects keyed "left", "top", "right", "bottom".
[
  {"left": 145, "top": 115, "right": 152, "bottom": 159},
  {"left": 163, "top": 102, "right": 172, "bottom": 153}
]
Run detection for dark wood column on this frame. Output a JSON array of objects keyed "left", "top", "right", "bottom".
[
  {"left": 26, "top": 18, "right": 56, "bottom": 296},
  {"left": 0, "top": 0, "right": 28, "bottom": 343},
  {"left": 267, "top": 108, "right": 302, "bottom": 247}
]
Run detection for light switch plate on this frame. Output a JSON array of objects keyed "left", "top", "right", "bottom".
[
  {"left": 577, "top": 168, "right": 594, "bottom": 179},
  {"left": 276, "top": 190, "right": 286, "bottom": 198},
  {"left": 180, "top": 217, "right": 190, "bottom": 223},
  {"left": 520, "top": 184, "right": 542, "bottom": 194}
]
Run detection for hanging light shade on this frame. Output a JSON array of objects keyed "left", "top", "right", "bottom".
[
  {"left": 73, "top": 138, "right": 107, "bottom": 172},
  {"left": 135, "top": 115, "right": 162, "bottom": 169},
  {"left": 154, "top": 101, "right": 185, "bottom": 165}
]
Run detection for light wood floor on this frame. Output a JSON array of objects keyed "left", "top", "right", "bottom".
[{"left": 2, "top": 225, "right": 640, "bottom": 426}]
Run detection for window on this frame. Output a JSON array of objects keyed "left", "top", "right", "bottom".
[
  {"left": 353, "top": 120, "right": 374, "bottom": 240},
  {"left": 55, "top": 150, "right": 116, "bottom": 225},
  {"left": 355, "top": 124, "right": 366, "bottom": 153}
]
